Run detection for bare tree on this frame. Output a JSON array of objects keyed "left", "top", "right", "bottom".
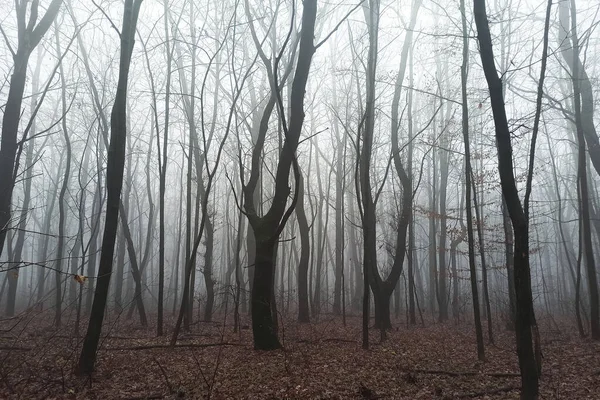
[
  {"left": 0, "top": 0, "right": 63, "bottom": 314},
  {"left": 77, "top": 0, "right": 143, "bottom": 375},
  {"left": 473, "top": 0, "right": 552, "bottom": 395}
]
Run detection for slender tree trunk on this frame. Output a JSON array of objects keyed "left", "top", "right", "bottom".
[
  {"left": 296, "top": 171, "right": 310, "bottom": 322},
  {"left": 77, "top": 0, "right": 142, "bottom": 375},
  {"left": 502, "top": 197, "right": 517, "bottom": 330},
  {"left": 471, "top": 173, "right": 493, "bottom": 343},
  {"left": 561, "top": 0, "right": 600, "bottom": 340},
  {"left": 474, "top": 0, "right": 545, "bottom": 395},
  {"left": 462, "top": 0, "right": 485, "bottom": 361},
  {"left": 5, "top": 47, "right": 42, "bottom": 316},
  {"left": 0, "top": 0, "right": 63, "bottom": 257}
]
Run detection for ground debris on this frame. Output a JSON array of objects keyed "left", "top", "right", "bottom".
[{"left": 0, "top": 315, "right": 598, "bottom": 399}]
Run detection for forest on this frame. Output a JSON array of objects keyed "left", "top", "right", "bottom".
[{"left": 1, "top": 0, "right": 600, "bottom": 398}]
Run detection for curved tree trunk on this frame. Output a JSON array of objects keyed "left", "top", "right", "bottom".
[
  {"left": 474, "top": 0, "right": 546, "bottom": 395},
  {"left": 296, "top": 171, "right": 310, "bottom": 323}
]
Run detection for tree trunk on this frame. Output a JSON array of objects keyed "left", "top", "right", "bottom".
[
  {"left": 462, "top": 0, "right": 485, "bottom": 362},
  {"left": 474, "top": 0, "right": 542, "bottom": 395},
  {"left": 53, "top": 23, "right": 73, "bottom": 327},
  {"left": 5, "top": 46, "right": 42, "bottom": 317},
  {"left": 471, "top": 173, "right": 493, "bottom": 343},
  {"left": 296, "top": 171, "right": 310, "bottom": 322},
  {"left": 242, "top": 0, "right": 317, "bottom": 350},
  {"left": 502, "top": 198, "right": 517, "bottom": 330},
  {"left": 0, "top": 0, "right": 64, "bottom": 257},
  {"left": 77, "top": 0, "right": 142, "bottom": 375},
  {"left": 559, "top": 0, "right": 600, "bottom": 340}
]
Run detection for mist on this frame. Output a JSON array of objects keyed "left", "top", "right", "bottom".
[{"left": 0, "top": 0, "right": 598, "bottom": 398}]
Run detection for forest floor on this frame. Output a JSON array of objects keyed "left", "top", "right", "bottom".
[{"left": 1, "top": 311, "right": 599, "bottom": 399}]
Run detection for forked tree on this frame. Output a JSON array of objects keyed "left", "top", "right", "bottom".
[
  {"left": 473, "top": 0, "right": 552, "bottom": 396},
  {"left": 240, "top": 0, "right": 318, "bottom": 350}
]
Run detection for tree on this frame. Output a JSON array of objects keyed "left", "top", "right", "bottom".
[
  {"left": 558, "top": 0, "right": 600, "bottom": 340},
  {"left": 473, "top": 0, "right": 552, "bottom": 396},
  {"left": 52, "top": 18, "right": 72, "bottom": 327},
  {"left": 77, "top": 0, "right": 143, "bottom": 375},
  {"left": 461, "top": 0, "right": 485, "bottom": 361},
  {"left": 0, "top": 0, "right": 63, "bottom": 314},
  {"left": 241, "top": 0, "right": 317, "bottom": 350}
]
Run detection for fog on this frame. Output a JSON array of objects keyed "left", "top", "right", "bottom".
[{"left": 0, "top": 0, "right": 599, "bottom": 396}]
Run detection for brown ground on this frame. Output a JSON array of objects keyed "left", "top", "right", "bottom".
[{"left": 1, "top": 311, "right": 598, "bottom": 399}]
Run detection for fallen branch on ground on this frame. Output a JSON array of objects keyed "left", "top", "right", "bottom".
[
  {"left": 0, "top": 346, "right": 31, "bottom": 351},
  {"left": 107, "top": 342, "right": 245, "bottom": 351},
  {"left": 405, "top": 368, "right": 520, "bottom": 378},
  {"left": 296, "top": 338, "right": 356, "bottom": 344},
  {"left": 452, "top": 385, "right": 520, "bottom": 398}
]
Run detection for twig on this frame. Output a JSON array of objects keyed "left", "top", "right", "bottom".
[{"left": 153, "top": 358, "right": 173, "bottom": 394}]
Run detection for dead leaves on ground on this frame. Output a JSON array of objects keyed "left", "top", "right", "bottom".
[{"left": 1, "top": 315, "right": 599, "bottom": 399}]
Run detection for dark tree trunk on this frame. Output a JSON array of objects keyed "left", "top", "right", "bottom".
[
  {"left": 53, "top": 24, "right": 73, "bottom": 327},
  {"left": 296, "top": 172, "right": 310, "bottom": 323},
  {"left": 203, "top": 219, "right": 215, "bottom": 322},
  {"left": 463, "top": 0, "right": 485, "bottom": 362},
  {"left": 77, "top": 0, "right": 142, "bottom": 376},
  {"left": 471, "top": 174, "right": 493, "bottom": 343},
  {"left": 0, "top": 1, "right": 63, "bottom": 304},
  {"left": 242, "top": 0, "right": 317, "bottom": 350},
  {"left": 86, "top": 173, "right": 102, "bottom": 315},
  {"left": 251, "top": 237, "right": 281, "bottom": 349},
  {"left": 5, "top": 47, "right": 41, "bottom": 317},
  {"left": 502, "top": 198, "right": 516, "bottom": 330},
  {"left": 559, "top": 0, "right": 600, "bottom": 340},
  {"left": 474, "top": 0, "right": 545, "bottom": 395}
]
